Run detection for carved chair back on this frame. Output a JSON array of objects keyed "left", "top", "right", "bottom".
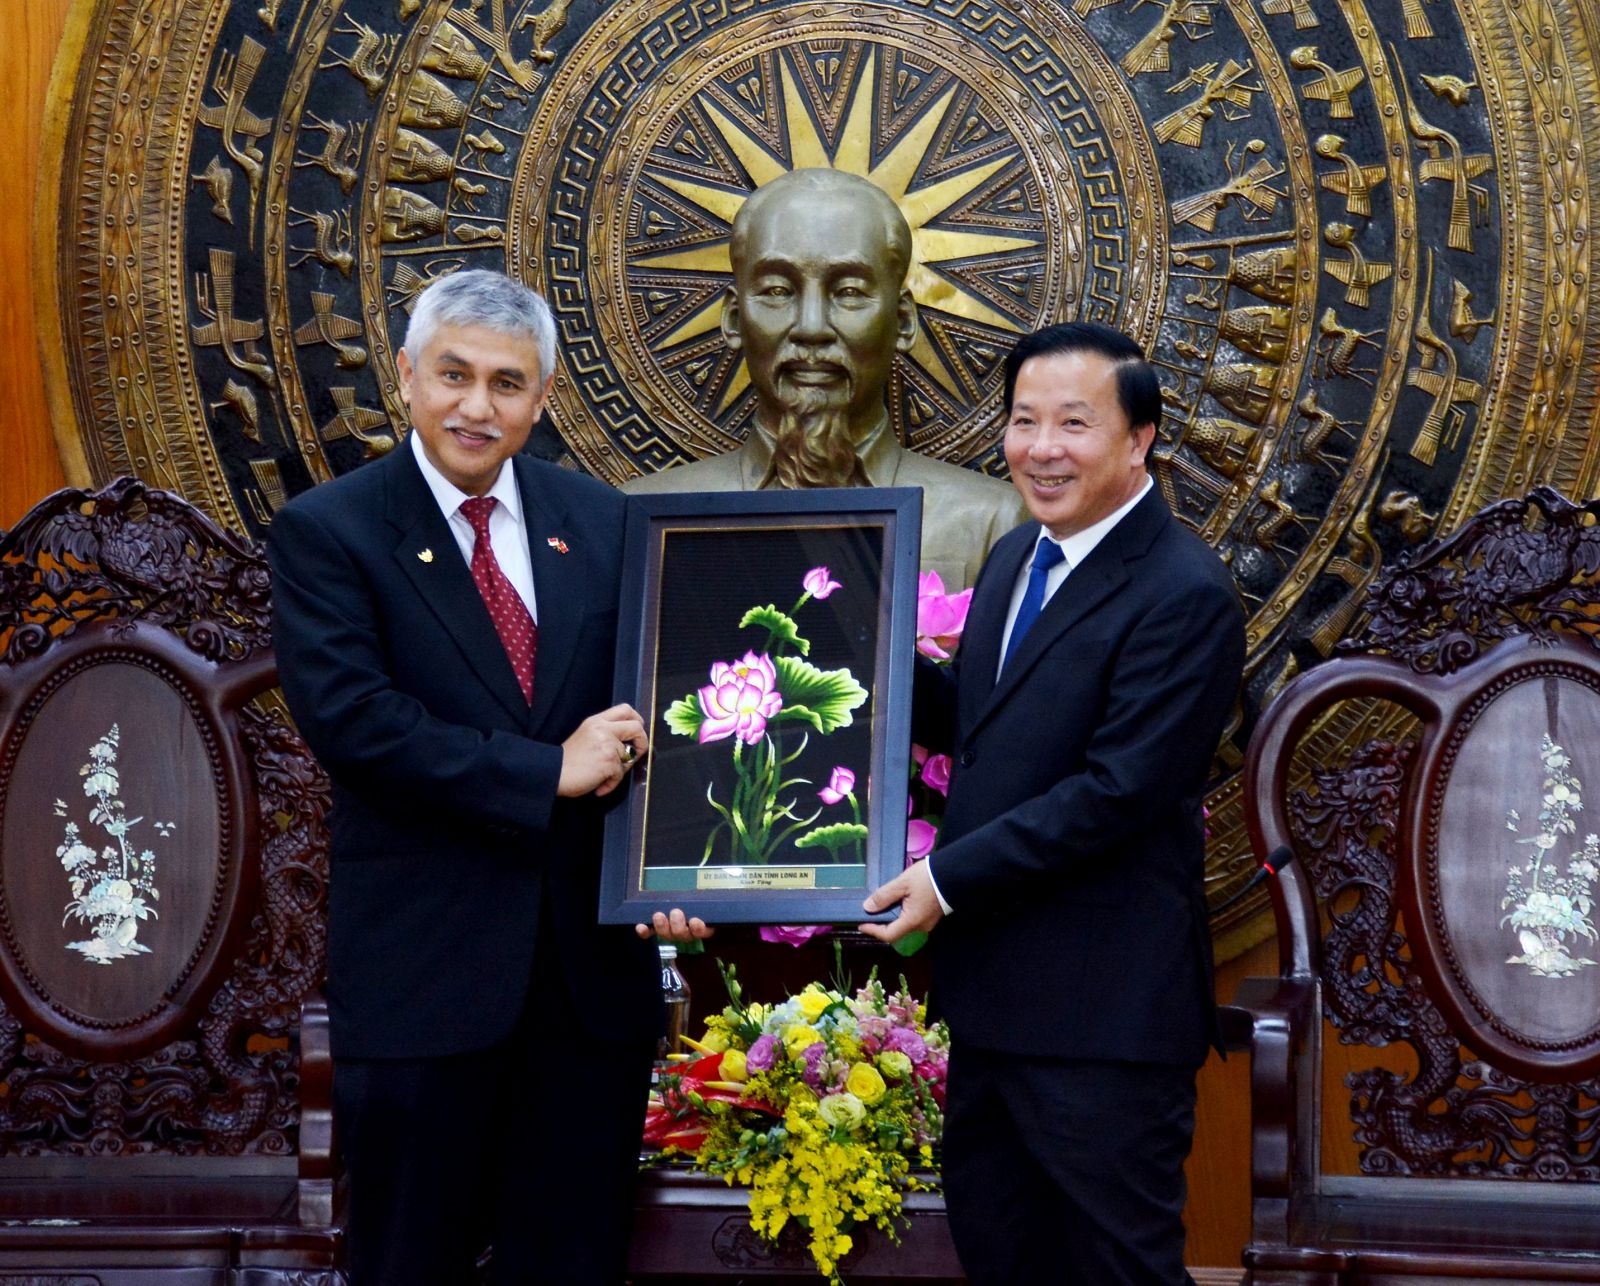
[
  {"left": 0, "top": 479, "right": 336, "bottom": 1278},
  {"left": 1239, "top": 488, "right": 1600, "bottom": 1282}
]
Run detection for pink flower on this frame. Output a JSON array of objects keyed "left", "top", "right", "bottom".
[
  {"left": 746, "top": 1033, "right": 779, "bottom": 1072},
  {"left": 885, "top": 1025, "right": 927, "bottom": 1063},
  {"left": 801, "top": 1042, "right": 828, "bottom": 1089},
  {"left": 803, "top": 566, "right": 842, "bottom": 599},
  {"left": 916, "top": 571, "right": 973, "bottom": 660},
  {"left": 819, "top": 765, "right": 856, "bottom": 806},
  {"left": 759, "top": 925, "right": 833, "bottom": 947},
  {"left": 698, "top": 652, "right": 783, "bottom": 744},
  {"left": 920, "top": 754, "right": 952, "bottom": 796},
  {"left": 906, "top": 818, "right": 937, "bottom": 864}
]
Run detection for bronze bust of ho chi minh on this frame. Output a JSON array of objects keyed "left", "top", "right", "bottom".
[{"left": 624, "top": 167, "right": 1025, "bottom": 593}]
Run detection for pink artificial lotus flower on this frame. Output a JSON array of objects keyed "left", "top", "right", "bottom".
[
  {"left": 803, "top": 566, "right": 842, "bottom": 599},
  {"left": 916, "top": 570, "right": 973, "bottom": 660},
  {"left": 920, "top": 753, "right": 952, "bottom": 796},
  {"left": 906, "top": 818, "right": 937, "bottom": 864},
  {"left": 760, "top": 925, "right": 833, "bottom": 947},
  {"left": 698, "top": 652, "right": 783, "bottom": 745},
  {"left": 818, "top": 765, "right": 855, "bottom": 805}
]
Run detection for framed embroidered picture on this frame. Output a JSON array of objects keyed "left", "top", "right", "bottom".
[{"left": 599, "top": 488, "right": 921, "bottom": 925}]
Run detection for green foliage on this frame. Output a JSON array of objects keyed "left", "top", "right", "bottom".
[
  {"left": 794, "top": 822, "right": 870, "bottom": 853},
  {"left": 740, "top": 605, "right": 810, "bottom": 656},
  {"left": 773, "top": 657, "right": 867, "bottom": 734},
  {"left": 664, "top": 694, "right": 704, "bottom": 737}
]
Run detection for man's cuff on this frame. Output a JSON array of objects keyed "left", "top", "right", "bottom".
[{"left": 925, "top": 858, "right": 953, "bottom": 916}]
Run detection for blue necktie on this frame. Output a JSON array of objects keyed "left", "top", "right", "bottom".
[{"left": 1002, "top": 537, "right": 1066, "bottom": 670}]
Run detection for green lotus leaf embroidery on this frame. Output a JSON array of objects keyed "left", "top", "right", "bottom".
[
  {"left": 773, "top": 656, "right": 868, "bottom": 734},
  {"left": 794, "top": 823, "right": 870, "bottom": 854},
  {"left": 663, "top": 694, "right": 704, "bottom": 738},
  {"left": 739, "top": 605, "right": 810, "bottom": 656}
]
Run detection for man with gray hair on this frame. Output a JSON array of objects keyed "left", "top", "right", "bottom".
[{"left": 269, "top": 269, "right": 707, "bottom": 1283}]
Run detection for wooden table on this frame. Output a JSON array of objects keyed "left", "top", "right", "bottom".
[{"left": 630, "top": 1168, "right": 965, "bottom": 1283}]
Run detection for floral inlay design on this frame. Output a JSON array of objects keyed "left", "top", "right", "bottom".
[
  {"left": 55, "top": 724, "right": 169, "bottom": 964},
  {"left": 1501, "top": 735, "right": 1598, "bottom": 977},
  {"left": 665, "top": 568, "right": 868, "bottom": 866}
]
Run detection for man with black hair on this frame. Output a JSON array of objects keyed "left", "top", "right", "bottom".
[{"left": 863, "top": 323, "right": 1246, "bottom": 1285}]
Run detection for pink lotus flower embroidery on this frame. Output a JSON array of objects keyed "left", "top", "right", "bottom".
[
  {"left": 916, "top": 570, "right": 973, "bottom": 660},
  {"left": 818, "top": 765, "right": 856, "bottom": 806},
  {"left": 698, "top": 652, "right": 783, "bottom": 745},
  {"left": 802, "top": 566, "right": 842, "bottom": 600},
  {"left": 920, "top": 753, "right": 952, "bottom": 797}
]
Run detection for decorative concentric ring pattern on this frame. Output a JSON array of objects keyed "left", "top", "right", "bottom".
[{"left": 43, "top": 0, "right": 1600, "bottom": 952}]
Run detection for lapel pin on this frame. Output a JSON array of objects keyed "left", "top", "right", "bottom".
[
  {"left": 547, "top": 537, "right": 569, "bottom": 554},
  {"left": 417, "top": 548, "right": 434, "bottom": 563}
]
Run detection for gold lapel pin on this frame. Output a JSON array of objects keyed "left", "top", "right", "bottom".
[
  {"left": 547, "top": 537, "right": 569, "bottom": 554},
  {"left": 418, "top": 548, "right": 434, "bottom": 563}
]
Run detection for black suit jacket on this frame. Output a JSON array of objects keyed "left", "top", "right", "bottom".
[
  {"left": 267, "top": 446, "right": 658, "bottom": 1060},
  {"left": 915, "top": 488, "right": 1245, "bottom": 1068}
]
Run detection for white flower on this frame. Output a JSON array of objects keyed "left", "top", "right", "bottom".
[
  {"left": 818, "top": 1092, "right": 866, "bottom": 1130},
  {"left": 83, "top": 769, "right": 118, "bottom": 797}
]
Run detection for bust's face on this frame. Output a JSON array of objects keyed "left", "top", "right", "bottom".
[{"left": 723, "top": 183, "right": 916, "bottom": 442}]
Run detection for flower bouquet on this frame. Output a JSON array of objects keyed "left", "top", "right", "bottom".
[{"left": 643, "top": 961, "right": 949, "bottom": 1282}]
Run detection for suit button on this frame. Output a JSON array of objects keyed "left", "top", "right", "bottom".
[{"left": 960, "top": 749, "right": 976, "bottom": 767}]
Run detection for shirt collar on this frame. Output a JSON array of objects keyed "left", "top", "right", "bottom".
[
  {"left": 736, "top": 413, "right": 900, "bottom": 488},
  {"left": 409, "top": 429, "right": 524, "bottom": 526},
  {"left": 1040, "top": 474, "right": 1152, "bottom": 567}
]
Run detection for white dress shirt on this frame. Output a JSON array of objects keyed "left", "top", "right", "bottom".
[
  {"left": 410, "top": 430, "right": 539, "bottom": 624},
  {"left": 927, "top": 477, "right": 1153, "bottom": 915}
]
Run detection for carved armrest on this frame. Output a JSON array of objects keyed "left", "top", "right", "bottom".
[
  {"left": 1225, "top": 975, "right": 1316, "bottom": 1206},
  {"left": 297, "top": 990, "right": 338, "bottom": 1227}
]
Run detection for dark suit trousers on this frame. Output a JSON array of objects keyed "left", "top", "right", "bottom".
[
  {"left": 333, "top": 914, "right": 656, "bottom": 1285},
  {"left": 942, "top": 1043, "right": 1199, "bottom": 1286}
]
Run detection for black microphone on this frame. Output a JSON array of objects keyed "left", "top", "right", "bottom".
[{"left": 1213, "top": 844, "right": 1296, "bottom": 913}]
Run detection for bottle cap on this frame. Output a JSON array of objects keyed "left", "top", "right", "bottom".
[{"left": 658, "top": 943, "right": 678, "bottom": 960}]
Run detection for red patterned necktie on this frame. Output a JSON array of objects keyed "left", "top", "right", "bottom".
[{"left": 458, "top": 496, "right": 537, "bottom": 705}]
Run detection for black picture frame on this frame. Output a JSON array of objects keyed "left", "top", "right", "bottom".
[{"left": 599, "top": 487, "right": 922, "bottom": 925}]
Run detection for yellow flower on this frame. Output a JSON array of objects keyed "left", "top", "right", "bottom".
[
  {"left": 845, "top": 1062, "right": 886, "bottom": 1105},
  {"left": 784, "top": 1024, "right": 822, "bottom": 1059},
  {"left": 817, "top": 1091, "right": 866, "bottom": 1130},
  {"left": 699, "top": 1028, "right": 730, "bottom": 1054},
  {"left": 720, "top": 1048, "right": 748, "bottom": 1082},
  {"left": 797, "top": 986, "right": 834, "bottom": 1022},
  {"left": 877, "top": 1049, "right": 913, "bottom": 1081}
]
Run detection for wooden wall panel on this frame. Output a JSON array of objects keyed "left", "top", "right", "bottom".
[{"left": 1, "top": 0, "right": 73, "bottom": 529}]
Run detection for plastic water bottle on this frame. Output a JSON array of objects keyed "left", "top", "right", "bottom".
[{"left": 658, "top": 943, "right": 691, "bottom": 1062}]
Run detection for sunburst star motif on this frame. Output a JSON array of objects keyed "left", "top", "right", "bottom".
[{"left": 632, "top": 52, "right": 1038, "bottom": 408}]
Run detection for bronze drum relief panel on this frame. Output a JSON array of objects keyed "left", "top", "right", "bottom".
[{"left": 40, "top": 0, "right": 1600, "bottom": 954}]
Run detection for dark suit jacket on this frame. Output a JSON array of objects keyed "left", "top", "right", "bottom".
[
  {"left": 267, "top": 446, "right": 659, "bottom": 1060},
  {"left": 915, "top": 487, "right": 1245, "bottom": 1068}
]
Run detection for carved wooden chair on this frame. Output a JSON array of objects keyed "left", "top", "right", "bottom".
[
  {"left": 1232, "top": 487, "right": 1600, "bottom": 1284},
  {"left": 0, "top": 479, "right": 340, "bottom": 1283}
]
